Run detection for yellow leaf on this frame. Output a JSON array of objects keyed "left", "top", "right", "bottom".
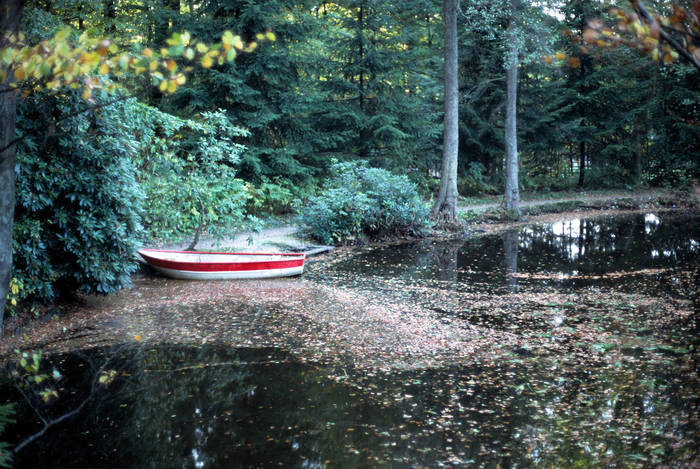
[
  {"left": 195, "top": 42, "right": 208, "bottom": 53},
  {"left": 583, "top": 28, "right": 599, "bottom": 43},
  {"left": 143, "top": 47, "right": 153, "bottom": 58},
  {"left": 14, "top": 67, "right": 25, "bottom": 81},
  {"left": 201, "top": 54, "right": 213, "bottom": 68},
  {"left": 167, "top": 80, "right": 177, "bottom": 93},
  {"left": 166, "top": 59, "right": 177, "bottom": 72},
  {"left": 222, "top": 30, "right": 234, "bottom": 46},
  {"left": 265, "top": 31, "right": 276, "bottom": 41},
  {"left": 554, "top": 52, "right": 567, "bottom": 61},
  {"left": 159, "top": 80, "right": 168, "bottom": 91},
  {"left": 149, "top": 60, "right": 158, "bottom": 71},
  {"left": 663, "top": 53, "right": 673, "bottom": 64},
  {"left": 82, "top": 87, "right": 92, "bottom": 100},
  {"left": 134, "top": 335, "right": 142, "bottom": 342},
  {"left": 176, "top": 74, "right": 186, "bottom": 85},
  {"left": 99, "top": 62, "right": 109, "bottom": 75},
  {"left": 543, "top": 55, "right": 553, "bottom": 64}
]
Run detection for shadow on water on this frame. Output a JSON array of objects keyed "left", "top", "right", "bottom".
[
  {"left": 2, "top": 343, "right": 697, "bottom": 468},
  {"left": 2, "top": 212, "right": 698, "bottom": 467}
]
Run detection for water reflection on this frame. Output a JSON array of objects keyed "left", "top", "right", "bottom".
[
  {"left": 2, "top": 343, "right": 697, "bottom": 468},
  {"left": 315, "top": 212, "right": 699, "bottom": 299},
  {"left": 503, "top": 230, "right": 519, "bottom": 292}
]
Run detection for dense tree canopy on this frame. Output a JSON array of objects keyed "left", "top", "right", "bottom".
[{"left": 0, "top": 0, "right": 698, "bottom": 325}]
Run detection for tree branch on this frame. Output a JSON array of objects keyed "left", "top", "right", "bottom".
[
  {"left": 185, "top": 197, "right": 205, "bottom": 251},
  {"left": 0, "top": 95, "right": 132, "bottom": 155},
  {"left": 12, "top": 353, "right": 116, "bottom": 454},
  {"left": 660, "top": 24, "right": 700, "bottom": 42},
  {"left": 633, "top": 0, "right": 700, "bottom": 72}
]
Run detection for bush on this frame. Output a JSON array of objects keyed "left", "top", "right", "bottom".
[
  {"left": 12, "top": 90, "right": 250, "bottom": 306},
  {"left": 302, "top": 161, "right": 430, "bottom": 244},
  {"left": 245, "top": 177, "right": 318, "bottom": 216},
  {"left": 13, "top": 89, "right": 144, "bottom": 303}
]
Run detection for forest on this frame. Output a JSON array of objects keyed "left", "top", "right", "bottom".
[
  {"left": 1, "top": 0, "right": 697, "bottom": 322},
  {"left": 0, "top": 1, "right": 699, "bottom": 466}
]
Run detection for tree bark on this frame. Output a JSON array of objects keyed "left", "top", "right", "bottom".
[
  {"left": 503, "top": 0, "right": 520, "bottom": 219},
  {"left": 0, "top": 0, "right": 23, "bottom": 335},
  {"left": 634, "top": 124, "right": 643, "bottom": 185},
  {"left": 431, "top": 0, "right": 459, "bottom": 221},
  {"left": 577, "top": 140, "right": 585, "bottom": 187}
]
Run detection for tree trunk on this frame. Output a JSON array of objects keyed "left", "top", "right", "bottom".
[
  {"left": 577, "top": 141, "right": 585, "bottom": 187},
  {"left": 634, "top": 125, "right": 643, "bottom": 185},
  {"left": 0, "top": 0, "right": 23, "bottom": 335},
  {"left": 503, "top": 0, "right": 520, "bottom": 219},
  {"left": 431, "top": 0, "right": 459, "bottom": 221}
]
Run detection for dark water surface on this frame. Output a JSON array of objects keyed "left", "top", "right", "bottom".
[{"left": 3, "top": 212, "right": 698, "bottom": 468}]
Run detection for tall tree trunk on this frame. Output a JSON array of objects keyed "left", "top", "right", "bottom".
[
  {"left": 357, "top": 0, "right": 367, "bottom": 157},
  {"left": 634, "top": 125, "right": 643, "bottom": 185},
  {"left": 503, "top": 0, "right": 520, "bottom": 219},
  {"left": 0, "top": 0, "right": 23, "bottom": 335},
  {"left": 431, "top": 0, "right": 459, "bottom": 221},
  {"left": 577, "top": 141, "right": 585, "bottom": 187}
]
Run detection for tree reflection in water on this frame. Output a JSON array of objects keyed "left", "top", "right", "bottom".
[{"left": 503, "top": 230, "right": 519, "bottom": 293}]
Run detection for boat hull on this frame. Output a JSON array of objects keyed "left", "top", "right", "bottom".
[{"left": 138, "top": 249, "right": 305, "bottom": 280}]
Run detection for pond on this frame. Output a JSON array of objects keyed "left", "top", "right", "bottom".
[{"left": 2, "top": 212, "right": 698, "bottom": 468}]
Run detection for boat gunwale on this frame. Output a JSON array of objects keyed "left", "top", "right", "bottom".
[{"left": 139, "top": 248, "right": 305, "bottom": 266}]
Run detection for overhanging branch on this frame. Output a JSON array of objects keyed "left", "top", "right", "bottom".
[
  {"left": 0, "top": 94, "right": 132, "bottom": 155},
  {"left": 633, "top": 0, "right": 700, "bottom": 72}
]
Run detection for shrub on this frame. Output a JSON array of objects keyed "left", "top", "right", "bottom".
[
  {"left": 12, "top": 90, "right": 250, "bottom": 306},
  {"left": 302, "top": 161, "right": 430, "bottom": 244},
  {"left": 245, "top": 177, "right": 318, "bottom": 216},
  {"left": 13, "top": 89, "right": 144, "bottom": 303}
]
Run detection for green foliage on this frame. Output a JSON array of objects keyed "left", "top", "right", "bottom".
[
  {"left": 147, "top": 0, "right": 442, "bottom": 185},
  {"left": 317, "top": 0, "right": 443, "bottom": 171},
  {"left": 12, "top": 87, "right": 249, "bottom": 305},
  {"left": 459, "top": 162, "right": 498, "bottom": 196},
  {"left": 0, "top": 403, "right": 14, "bottom": 468},
  {"left": 128, "top": 105, "right": 249, "bottom": 242},
  {"left": 13, "top": 88, "right": 144, "bottom": 304},
  {"left": 302, "top": 161, "right": 430, "bottom": 244},
  {"left": 245, "top": 177, "right": 317, "bottom": 215}
]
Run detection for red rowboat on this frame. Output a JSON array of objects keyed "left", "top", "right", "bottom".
[{"left": 138, "top": 249, "right": 305, "bottom": 280}]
